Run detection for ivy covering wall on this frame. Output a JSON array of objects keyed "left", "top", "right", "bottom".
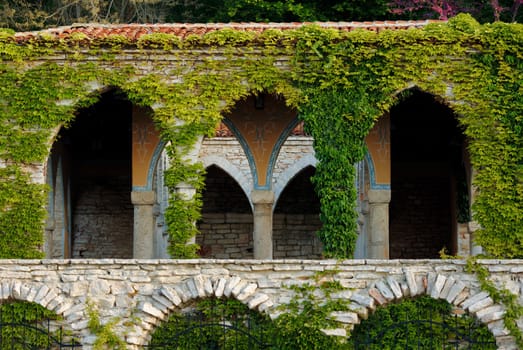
[{"left": 0, "top": 14, "right": 521, "bottom": 259}]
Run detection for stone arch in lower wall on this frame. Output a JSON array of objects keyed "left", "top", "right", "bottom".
[
  {"left": 0, "top": 280, "right": 90, "bottom": 344},
  {"left": 349, "top": 270, "right": 514, "bottom": 349},
  {"left": 132, "top": 275, "right": 273, "bottom": 347}
]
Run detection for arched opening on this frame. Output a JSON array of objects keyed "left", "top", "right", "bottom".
[
  {"left": 49, "top": 89, "right": 133, "bottom": 258},
  {"left": 389, "top": 89, "right": 470, "bottom": 258},
  {"left": 148, "top": 298, "right": 273, "bottom": 349},
  {"left": 273, "top": 166, "right": 322, "bottom": 259},
  {"left": 350, "top": 296, "right": 496, "bottom": 348},
  {"left": 197, "top": 165, "right": 253, "bottom": 258}
]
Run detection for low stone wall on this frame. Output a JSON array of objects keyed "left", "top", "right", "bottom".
[{"left": 0, "top": 259, "right": 521, "bottom": 349}]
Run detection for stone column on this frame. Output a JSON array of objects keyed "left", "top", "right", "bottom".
[
  {"left": 251, "top": 190, "right": 274, "bottom": 259},
  {"left": 131, "top": 191, "right": 156, "bottom": 259},
  {"left": 366, "top": 189, "right": 391, "bottom": 259},
  {"left": 176, "top": 184, "right": 198, "bottom": 245}
]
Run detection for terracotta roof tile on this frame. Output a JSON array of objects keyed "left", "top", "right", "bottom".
[{"left": 14, "top": 20, "right": 440, "bottom": 42}]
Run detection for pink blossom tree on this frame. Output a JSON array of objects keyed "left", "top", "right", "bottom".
[{"left": 389, "top": 0, "right": 522, "bottom": 21}]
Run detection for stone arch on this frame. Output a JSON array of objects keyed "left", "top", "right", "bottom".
[
  {"left": 135, "top": 275, "right": 272, "bottom": 347},
  {"left": 0, "top": 280, "right": 89, "bottom": 339},
  {"left": 197, "top": 163, "right": 254, "bottom": 258},
  {"left": 388, "top": 87, "right": 472, "bottom": 258},
  {"left": 350, "top": 271, "right": 512, "bottom": 349},
  {"left": 273, "top": 153, "right": 317, "bottom": 208},
  {"left": 273, "top": 163, "right": 323, "bottom": 259},
  {"left": 201, "top": 155, "right": 253, "bottom": 208}
]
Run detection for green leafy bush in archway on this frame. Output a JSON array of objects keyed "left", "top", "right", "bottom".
[{"left": 349, "top": 296, "right": 496, "bottom": 349}]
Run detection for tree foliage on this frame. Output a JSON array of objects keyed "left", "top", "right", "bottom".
[
  {"left": 1, "top": 0, "right": 520, "bottom": 32},
  {"left": 389, "top": 0, "right": 523, "bottom": 22}
]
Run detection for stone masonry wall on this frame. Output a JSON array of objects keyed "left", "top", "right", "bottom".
[{"left": 0, "top": 259, "right": 521, "bottom": 349}]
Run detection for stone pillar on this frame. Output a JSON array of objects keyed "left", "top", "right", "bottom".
[
  {"left": 468, "top": 221, "right": 483, "bottom": 256},
  {"left": 251, "top": 190, "right": 274, "bottom": 259},
  {"left": 366, "top": 189, "right": 391, "bottom": 259},
  {"left": 176, "top": 184, "right": 198, "bottom": 245},
  {"left": 131, "top": 191, "right": 156, "bottom": 259}
]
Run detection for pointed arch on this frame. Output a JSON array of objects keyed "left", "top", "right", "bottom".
[
  {"left": 273, "top": 153, "right": 317, "bottom": 208},
  {"left": 201, "top": 156, "right": 253, "bottom": 208}
]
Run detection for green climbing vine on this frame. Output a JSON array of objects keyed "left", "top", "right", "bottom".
[
  {"left": 0, "top": 14, "right": 521, "bottom": 259},
  {"left": 86, "top": 302, "right": 127, "bottom": 350},
  {"left": 466, "top": 258, "right": 523, "bottom": 348}
]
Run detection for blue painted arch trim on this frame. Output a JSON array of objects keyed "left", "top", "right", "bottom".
[
  {"left": 223, "top": 117, "right": 300, "bottom": 191},
  {"left": 365, "top": 151, "right": 391, "bottom": 190}
]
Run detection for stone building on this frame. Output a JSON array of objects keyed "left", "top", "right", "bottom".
[
  {"left": 1, "top": 20, "right": 521, "bottom": 349},
  {"left": 20, "top": 21, "right": 479, "bottom": 261}
]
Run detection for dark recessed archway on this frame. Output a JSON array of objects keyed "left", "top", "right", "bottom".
[
  {"left": 50, "top": 89, "right": 133, "bottom": 258},
  {"left": 273, "top": 166, "right": 322, "bottom": 259},
  {"left": 197, "top": 165, "right": 253, "bottom": 258},
  {"left": 389, "top": 89, "right": 468, "bottom": 258}
]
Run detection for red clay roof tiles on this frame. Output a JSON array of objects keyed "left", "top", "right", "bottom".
[{"left": 14, "top": 20, "right": 440, "bottom": 42}]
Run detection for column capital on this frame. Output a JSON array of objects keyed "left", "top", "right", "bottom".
[
  {"left": 131, "top": 191, "right": 156, "bottom": 205},
  {"left": 367, "top": 189, "right": 391, "bottom": 203},
  {"left": 251, "top": 190, "right": 275, "bottom": 205}
]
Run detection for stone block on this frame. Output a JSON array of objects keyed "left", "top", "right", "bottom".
[
  {"left": 11, "top": 281, "right": 22, "bottom": 299},
  {"left": 152, "top": 293, "right": 174, "bottom": 311},
  {"left": 232, "top": 281, "right": 248, "bottom": 298},
  {"left": 192, "top": 275, "right": 206, "bottom": 298},
  {"left": 214, "top": 278, "right": 227, "bottom": 298},
  {"left": 55, "top": 301, "right": 73, "bottom": 315},
  {"left": 224, "top": 276, "right": 241, "bottom": 297},
  {"left": 350, "top": 293, "right": 375, "bottom": 309},
  {"left": 476, "top": 305, "right": 505, "bottom": 323},
  {"left": 185, "top": 278, "right": 199, "bottom": 299},
  {"left": 237, "top": 283, "right": 257, "bottom": 301},
  {"left": 2, "top": 281, "right": 11, "bottom": 299},
  {"left": 430, "top": 274, "right": 447, "bottom": 299},
  {"left": 386, "top": 276, "right": 403, "bottom": 299},
  {"left": 97, "top": 295, "right": 116, "bottom": 309},
  {"left": 63, "top": 303, "right": 85, "bottom": 317},
  {"left": 375, "top": 281, "right": 394, "bottom": 301},
  {"left": 368, "top": 288, "right": 387, "bottom": 306},
  {"left": 258, "top": 299, "right": 274, "bottom": 313},
  {"left": 139, "top": 302, "right": 165, "bottom": 320},
  {"left": 69, "top": 281, "right": 89, "bottom": 297},
  {"left": 487, "top": 319, "right": 510, "bottom": 337},
  {"left": 160, "top": 286, "right": 182, "bottom": 306},
  {"left": 204, "top": 277, "right": 214, "bottom": 296},
  {"left": 468, "top": 296, "right": 494, "bottom": 314},
  {"left": 248, "top": 293, "right": 269, "bottom": 309},
  {"left": 460, "top": 291, "right": 489, "bottom": 309},
  {"left": 453, "top": 289, "right": 469, "bottom": 306},
  {"left": 439, "top": 276, "right": 455, "bottom": 300},
  {"left": 445, "top": 280, "right": 466, "bottom": 304},
  {"left": 330, "top": 311, "right": 359, "bottom": 324},
  {"left": 403, "top": 268, "right": 418, "bottom": 296},
  {"left": 321, "top": 328, "right": 347, "bottom": 337},
  {"left": 33, "top": 285, "right": 50, "bottom": 304}
]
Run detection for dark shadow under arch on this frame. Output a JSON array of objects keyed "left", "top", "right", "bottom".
[
  {"left": 197, "top": 165, "right": 253, "bottom": 258},
  {"left": 389, "top": 89, "right": 469, "bottom": 258},
  {"left": 273, "top": 166, "right": 323, "bottom": 259},
  {"left": 49, "top": 88, "right": 133, "bottom": 258}
]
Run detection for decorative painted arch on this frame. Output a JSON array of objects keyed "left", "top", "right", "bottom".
[
  {"left": 347, "top": 270, "right": 513, "bottom": 349},
  {"left": 201, "top": 155, "right": 253, "bottom": 209},
  {"left": 136, "top": 275, "right": 272, "bottom": 346},
  {"left": 273, "top": 153, "right": 317, "bottom": 209}
]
